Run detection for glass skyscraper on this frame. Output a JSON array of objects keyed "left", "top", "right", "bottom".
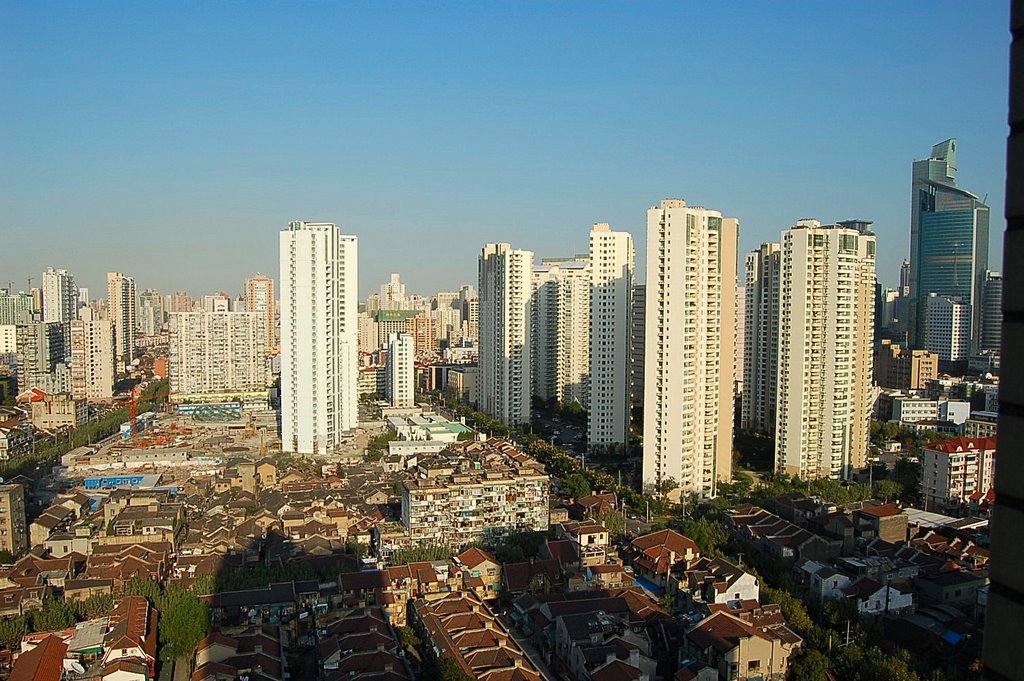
[{"left": 908, "top": 139, "right": 990, "bottom": 351}]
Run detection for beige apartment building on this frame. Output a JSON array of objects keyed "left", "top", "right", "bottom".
[
  {"left": 775, "top": 220, "right": 876, "bottom": 480},
  {"left": 70, "top": 309, "right": 114, "bottom": 400},
  {"left": 642, "top": 199, "right": 738, "bottom": 498},
  {"left": 0, "top": 484, "right": 28, "bottom": 557},
  {"left": 874, "top": 339, "right": 939, "bottom": 390},
  {"left": 168, "top": 311, "right": 266, "bottom": 400},
  {"left": 401, "top": 440, "right": 549, "bottom": 546}
]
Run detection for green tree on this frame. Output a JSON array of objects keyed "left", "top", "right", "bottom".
[
  {"left": 761, "top": 587, "right": 813, "bottom": 635},
  {"left": 874, "top": 479, "right": 902, "bottom": 502},
  {"left": 788, "top": 648, "right": 830, "bottom": 681},
  {"left": 156, "top": 587, "right": 211, "bottom": 661},
  {"left": 30, "top": 598, "right": 78, "bottom": 632},
  {"left": 593, "top": 511, "right": 626, "bottom": 542},
  {"left": 677, "top": 517, "right": 729, "bottom": 557},
  {"left": 422, "top": 654, "right": 474, "bottom": 681},
  {"left": 395, "top": 625, "right": 420, "bottom": 648},
  {"left": 561, "top": 473, "right": 591, "bottom": 500},
  {"left": 0, "top": 615, "right": 28, "bottom": 650}
]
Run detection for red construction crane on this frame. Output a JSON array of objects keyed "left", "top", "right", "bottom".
[{"left": 129, "top": 385, "right": 171, "bottom": 437}]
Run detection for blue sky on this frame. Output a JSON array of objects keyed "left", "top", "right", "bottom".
[{"left": 0, "top": 1, "right": 1010, "bottom": 298}]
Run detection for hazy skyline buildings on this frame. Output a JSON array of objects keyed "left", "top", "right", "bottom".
[
  {"left": 106, "top": 271, "right": 136, "bottom": 372},
  {"left": 41, "top": 267, "right": 77, "bottom": 325},
  {"left": 280, "top": 221, "right": 358, "bottom": 455}
]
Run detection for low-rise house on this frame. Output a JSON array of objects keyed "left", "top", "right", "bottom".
[
  {"left": 727, "top": 504, "right": 840, "bottom": 562},
  {"left": 914, "top": 569, "right": 989, "bottom": 608},
  {"left": 683, "top": 610, "right": 801, "bottom": 681},
  {"left": 9, "top": 634, "right": 67, "bottom": 681},
  {"left": 676, "top": 558, "right": 759, "bottom": 611},
  {"left": 853, "top": 504, "right": 909, "bottom": 544},
  {"left": 102, "top": 596, "right": 158, "bottom": 680},
  {"left": 840, "top": 577, "right": 914, "bottom": 615},
  {"left": 625, "top": 529, "right": 700, "bottom": 588},
  {"left": 193, "top": 624, "right": 283, "bottom": 681},
  {"left": 409, "top": 591, "right": 542, "bottom": 681},
  {"left": 454, "top": 546, "right": 502, "bottom": 602}
]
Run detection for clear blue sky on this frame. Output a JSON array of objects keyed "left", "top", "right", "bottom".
[{"left": 0, "top": 1, "right": 1010, "bottom": 298}]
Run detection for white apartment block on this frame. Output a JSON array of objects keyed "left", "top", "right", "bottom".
[
  {"left": 0, "top": 325, "right": 15, "bottom": 354},
  {"left": 891, "top": 397, "right": 970, "bottom": 425},
  {"left": 139, "top": 288, "right": 164, "bottom": 336},
  {"left": 589, "top": 223, "right": 635, "bottom": 450},
  {"left": 168, "top": 312, "right": 266, "bottom": 398},
  {"left": 925, "top": 294, "right": 972, "bottom": 362},
  {"left": 42, "top": 267, "right": 78, "bottom": 324},
  {"left": 15, "top": 321, "right": 70, "bottom": 394},
  {"left": 642, "top": 199, "right": 738, "bottom": 498},
  {"left": 531, "top": 256, "right": 591, "bottom": 409},
  {"left": 775, "top": 220, "right": 876, "bottom": 480},
  {"left": 734, "top": 285, "right": 745, "bottom": 396},
  {"left": 280, "top": 221, "right": 359, "bottom": 455},
  {"left": 386, "top": 332, "right": 416, "bottom": 408},
  {"left": 401, "top": 440, "right": 549, "bottom": 546},
  {"left": 479, "top": 243, "right": 533, "bottom": 427},
  {"left": 245, "top": 274, "right": 276, "bottom": 352},
  {"left": 380, "top": 273, "right": 408, "bottom": 310},
  {"left": 742, "top": 243, "right": 782, "bottom": 434},
  {"left": 106, "top": 272, "right": 136, "bottom": 372},
  {"left": 920, "top": 436, "right": 996, "bottom": 510},
  {"left": 70, "top": 309, "right": 114, "bottom": 400}
]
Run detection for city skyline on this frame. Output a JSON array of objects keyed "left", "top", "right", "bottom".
[{"left": 1, "top": 3, "right": 1009, "bottom": 296}]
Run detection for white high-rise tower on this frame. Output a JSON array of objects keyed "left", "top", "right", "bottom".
[
  {"left": 106, "top": 272, "right": 136, "bottom": 373},
  {"left": 479, "top": 243, "right": 533, "bottom": 427},
  {"left": 742, "top": 243, "right": 782, "bottom": 434},
  {"left": 642, "top": 199, "right": 738, "bottom": 498},
  {"left": 588, "top": 223, "right": 635, "bottom": 451},
  {"left": 42, "top": 268, "right": 78, "bottom": 324},
  {"left": 775, "top": 220, "right": 876, "bottom": 480},
  {"left": 280, "top": 221, "right": 358, "bottom": 455},
  {"left": 386, "top": 332, "right": 415, "bottom": 408}
]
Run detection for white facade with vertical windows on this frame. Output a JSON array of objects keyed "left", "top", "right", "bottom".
[
  {"left": 168, "top": 312, "right": 266, "bottom": 397},
  {"left": 531, "top": 256, "right": 591, "bottom": 409},
  {"left": 642, "top": 199, "right": 738, "bottom": 498},
  {"left": 479, "top": 243, "right": 533, "bottom": 427},
  {"left": 588, "top": 223, "right": 635, "bottom": 450},
  {"left": 386, "top": 332, "right": 415, "bottom": 408},
  {"left": 742, "top": 243, "right": 782, "bottom": 434},
  {"left": 106, "top": 272, "right": 136, "bottom": 372},
  {"left": 775, "top": 220, "right": 876, "bottom": 480},
  {"left": 280, "top": 221, "right": 358, "bottom": 455}
]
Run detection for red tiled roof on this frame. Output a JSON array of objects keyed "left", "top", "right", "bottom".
[
  {"left": 925, "top": 437, "right": 996, "bottom": 453},
  {"left": 10, "top": 635, "right": 67, "bottom": 681}
]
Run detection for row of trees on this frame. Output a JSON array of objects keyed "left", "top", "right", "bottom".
[{"left": 0, "top": 576, "right": 210, "bottom": 663}]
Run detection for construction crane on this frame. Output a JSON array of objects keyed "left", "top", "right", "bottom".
[{"left": 129, "top": 385, "right": 171, "bottom": 438}]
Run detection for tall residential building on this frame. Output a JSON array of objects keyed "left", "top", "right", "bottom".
[
  {"left": 909, "top": 139, "right": 990, "bottom": 350},
  {"left": 588, "top": 223, "right": 635, "bottom": 450},
  {"left": 0, "top": 484, "right": 28, "bottom": 557},
  {"left": 924, "top": 294, "right": 972, "bottom": 362},
  {"left": 531, "top": 256, "right": 591, "bottom": 408},
  {"left": 280, "top": 221, "right": 358, "bottom": 455},
  {"left": 380, "top": 274, "right": 408, "bottom": 310},
  {"left": 70, "top": 309, "right": 115, "bottom": 400},
  {"left": 734, "top": 285, "right": 745, "bottom": 396},
  {"left": 642, "top": 199, "right": 738, "bottom": 498},
  {"left": 775, "top": 220, "right": 876, "bottom": 480},
  {"left": 386, "top": 332, "right": 415, "bottom": 408},
  {"left": 138, "top": 288, "right": 164, "bottom": 336},
  {"left": 742, "top": 243, "right": 782, "bottom": 434},
  {"left": 981, "top": 270, "right": 1002, "bottom": 352},
  {"left": 0, "top": 292, "right": 35, "bottom": 325},
  {"left": 165, "top": 291, "right": 195, "bottom": 313},
  {"left": 245, "top": 274, "right": 276, "bottom": 352},
  {"left": 168, "top": 312, "right": 266, "bottom": 398},
  {"left": 874, "top": 340, "right": 939, "bottom": 390},
  {"left": 41, "top": 268, "right": 78, "bottom": 324},
  {"left": 479, "top": 243, "right": 533, "bottom": 427},
  {"left": 78, "top": 287, "right": 89, "bottom": 308},
  {"left": 106, "top": 272, "right": 137, "bottom": 372},
  {"left": 629, "top": 284, "right": 646, "bottom": 426},
  {"left": 15, "top": 321, "right": 69, "bottom": 393}
]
